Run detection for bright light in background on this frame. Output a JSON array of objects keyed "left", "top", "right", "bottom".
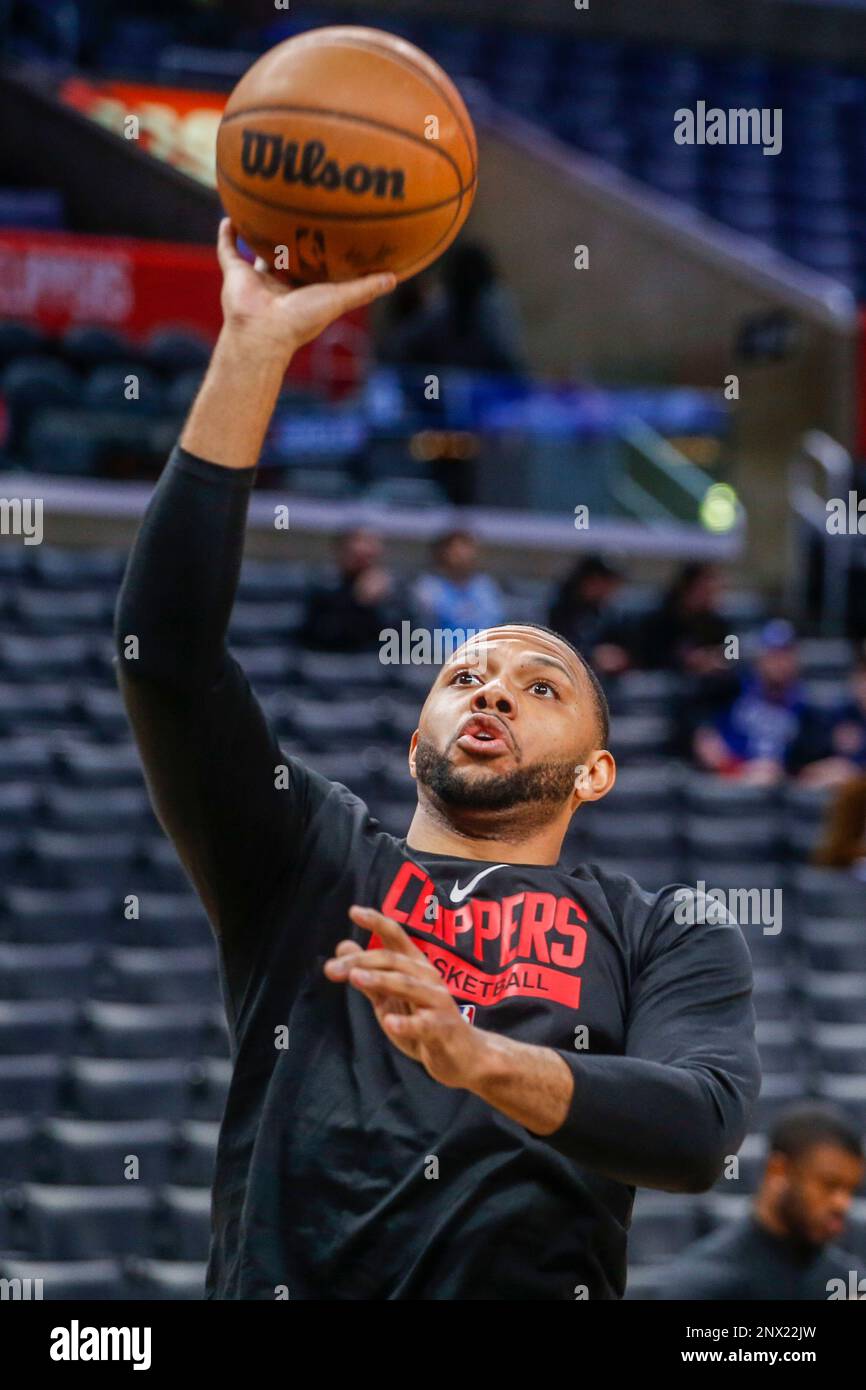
[{"left": 700, "top": 482, "right": 740, "bottom": 532}]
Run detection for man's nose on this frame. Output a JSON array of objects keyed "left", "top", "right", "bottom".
[{"left": 471, "top": 682, "right": 513, "bottom": 716}]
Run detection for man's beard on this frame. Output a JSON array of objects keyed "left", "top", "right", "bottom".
[{"left": 414, "top": 734, "right": 578, "bottom": 814}]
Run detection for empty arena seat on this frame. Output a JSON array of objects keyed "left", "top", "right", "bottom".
[
  {"left": 288, "top": 696, "right": 385, "bottom": 748},
  {"left": 61, "top": 325, "right": 134, "bottom": 370},
  {"left": 15, "top": 1183, "right": 156, "bottom": 1259},
  {"left": 0, "top": 1001, "right": 79, "bottom": 1056},
  {"left": 2, "top": 886, "right": 112, "bottom": 944},
  {"left": 815, "top": 1076, "right": 866, "bottom": 1130},
  {"left": 0, "top": 1117, "right": 37, "bottom": 1181},
  {"left": 713, "top": 1131, "right": 766, "bottom": 1195},
  {"left": 0, "top": 682, "right": 73, "bottom": 732},
  {"left": 627, "top": 1191, "right": 703, "bottom": 1266},
  {"left": 585, "top": 810, "right": 679, "bottom": 860},
  {"left": 0, "top": 634, "right": 94, "bottom": 679},
  {"left": 187, "top": 1059, "right": 231, "bottom": 1122},
  {"left": 42, "top": 784, "right": 152, "bottom": 833},
  {"left": 26, "top": 828, "right": 138, "bottom": 888},
  {"left": 83, "top": 364, "right": 165, "bottom": 414},
  {"left": 0, "top": 1257, "right": 126, "bottom": 1300},
  {"left": 158, "top": 1185, "right": 212, "bottom": 1260},
  {"left": 124, "top": 1256, "right": 206, "bottom": 1300},
  {"left": 297, "top": 649, "right": 390, "bottom": 693},
  {"left": 37, "top": 1118, "right": 174, "bottom": 1187},
  {"left": 755, "top": 1020, "right": 803, "bottom": 1075},
  {"left": 793, "top": 868, "right": 865, "bottom": 922},
  {"left": 78, "top": 1002, "right": 209, "bottom": 1060},
  {"left": 681, "top": 773, "right": 778, "bottom": 818},
  {"left": 54, "top": 737, "right": 143, "bottom": 787},
  {"left": 0, "top": 780, "right": 39, "bottom": 827},
  {"left": 813, "top": 1025, "right": 866, "bottom": 1077},
  {"left": 11, "top": 587, "right": 110, "bottom": 635},
  {"left": 0, "top": 1057, "right": 63, "bottom": 1116},
  {"left": 96, "top": 947, "right": 217, "bottom": 1006},
  {"left": 683, "top": 815, "right": 781, "bottom": 863},
  {"left": 800, "top": 922, "right": 866, "bottom": 974},
  {"left": 144, "top": 327, "right": 212, "bottom": 374},
  {"left": 0, "top": 736, "right": 52, "bottom": 782},
  {"left": 805, "top": 973, "right": 866, "bottom": 1025},
  {"left": 67, "top": 1058, "right": 191, "bottom": 1122},
  {"left": 175, "top": 1122, "right": 219, "bottom": 1187},
  {"left": 111, "top": 890, "right": 210, "bottom": 948}
]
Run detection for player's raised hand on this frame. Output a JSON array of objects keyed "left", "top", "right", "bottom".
[
  {"left": 216, "top": 218, "right": 395, "bottom": 358},
  {"left": 324, "top": 905, "right": 483, "bottom": 1089}
]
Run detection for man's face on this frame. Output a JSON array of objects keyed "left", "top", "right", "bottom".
[
  {"left": 773, "top": 1144, "right": 865, "bottom": 1247},
  {"left": 339, "top": 529, "right": 381, "bottom": 575},
  {"left": 757, "top": 644, "right": 799, "bottom": 690},
  {"left": 409, "top": 627, "right": 611, "bottom": 826},
  {"left": 439, "top": 535, "right": 476, "bottom": 581}
]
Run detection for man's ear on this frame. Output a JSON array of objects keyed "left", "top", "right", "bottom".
[
  {"left": 573, "top": 751, "right": 616, "bottom": 805},
  {"left": 408, "top": 729, "right": 419, "bottom": 781}
]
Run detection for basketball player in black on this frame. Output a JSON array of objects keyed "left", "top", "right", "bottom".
[{"left": 115, "top": 220, "right": 761, "bottom": 1299}]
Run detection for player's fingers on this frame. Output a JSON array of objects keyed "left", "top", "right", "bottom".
[
  {"left": 347, "top": 967, "right": 444, "bottom": 1010},
  {"left": 328, "top": 271, "right": 396, "bottom": 315},
  {"left": 333, "top": 939, "right": 364, "bottom": 959},
  {"left": 349, "top": 904, "right": 423, "bottom": 956},
  {"left": 381, "top": 1011, "right": 435, "bottom": 1040},
  {"left": 216, "top": 217, "right": 243, "bottom": 273}
]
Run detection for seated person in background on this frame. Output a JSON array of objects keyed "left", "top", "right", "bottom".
[
  {"left": 300, "top": 527, "right": 398, "bottom": 652},
  {"left": 547, "top": 555, "right": 630, "bottom": 677},
  {"left": 633, "top": 562, "right": 730, "bottom": 675},
  {"left": 412, "top": 529, "right": 504, "bottom": 639},
  {"left": 812, "top": 773, "right": 866, "bottom": 875},
  {"left": 383, "top": 242, "right": 525, "bottom": 375},
  {"left": 656, "top": 1103, "right": 865, "bottom": 1300},
  {"left": 693, "top": 619, "right": 808, "bottom": 785},
  {"left": 798, "top": 643, "right": 866, "bottom": 789}
]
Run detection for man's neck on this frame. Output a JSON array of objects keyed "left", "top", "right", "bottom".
[{"left": 406, "top": 801, "right": 564, "bottom": 865}]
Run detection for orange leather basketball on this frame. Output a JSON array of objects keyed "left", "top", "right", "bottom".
[{"left": 216, "top": 25, "right": 478, "bottom": 284}]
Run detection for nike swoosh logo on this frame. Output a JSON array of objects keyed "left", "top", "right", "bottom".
[{"left": 449, "top": 864, "right": 508, "bottom": 903}]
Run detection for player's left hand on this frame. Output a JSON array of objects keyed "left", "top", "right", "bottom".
[{"left": 324, "top": 906, "right": 481, "bottom": 1088}]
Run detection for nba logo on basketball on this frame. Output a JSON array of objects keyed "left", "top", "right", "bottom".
[{"left": 459, "top": 1005, "right": 476, "bottom": 1025}]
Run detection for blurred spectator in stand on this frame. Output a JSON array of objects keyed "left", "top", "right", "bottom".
[
  {"left": 798, "top": 644, "right": 866, "bottom": 788},
  {"left": 657, "top": 1104, "right": 865, "bottom": 1300},
  {"left": 633, "top": 562, "right": 730, "bottom": 674},
  {"left": 547, "top": 555, "right": 630, "bottom": 676},
  {"left": 384, "top": 242, "right": 525, "bottom": 375},
  {"left": 412, "top": 529, "right": 504, "bottom": 640},
  {"left": 693, "top": 619, "right": 809, "bottom": 784},
  {"left": 300, "top": 527, "right": 397, "bottom": 652},
  {"left": 812, "top": 775, "right": 866, "bottom": 877}
]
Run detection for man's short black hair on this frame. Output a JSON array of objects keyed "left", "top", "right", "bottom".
[
  {"left": 511, "top": 621, "right": 610, "bottom": 747},
  {"left": 768, "top": 1103, "right": 864, "bottom": 1163}
]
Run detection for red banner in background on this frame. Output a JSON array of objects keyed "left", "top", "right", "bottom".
[{"left": 0, "top": 230, "right": 371, "bottom": 395}]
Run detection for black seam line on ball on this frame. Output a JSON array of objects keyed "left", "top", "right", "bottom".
[{"left": 216, "top": 163, "right": 477, "bottom": 223}]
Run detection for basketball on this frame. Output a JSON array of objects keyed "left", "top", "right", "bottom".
[{"left": 215, "top": 25, "right": 478, "bottom": 284}]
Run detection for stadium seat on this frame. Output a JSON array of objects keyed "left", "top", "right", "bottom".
[
  {"left": 2, "top": 886, "right": 112, "bottom": 944},
  {"left": 0, "top": 1002, "right": 79, "bottom": 1056},
  {"left": 158, "top": 1185, "right": 212, "bottom": 1260},
  {"left": 37, "top": 1118, "right": 175, "bottom": 1187},
  {"left": 61, "top": 325, "right": 135, "bottom": 370},
  {"left": 96, "top": 947, "right": 218, "bottom": 1006},
  {"left": 0, "top": 1117, "right": 37, "bottom": 1181},
  {"left": 124, "top": 1256, "right": 206, "bottom": 1299},
  {"left": 0, "top": 1057, "right": 63, "bottom": 1115},
  {"left": 15, "top": 1183, "right": 156, "bottom": 1259},
  {"left": 0, "top": 1257, "right": 126, "bottom": 1300},
  {"left": 78, "top": 1002, "right": 210, "bottom": 1060},
  {"left": 813, "top": 1025, "right": 866, "bottom": 1077},
  {"left": 67, "top": 1058, "right": 192, "bottom": 1122},
  {"left": 42, "top": 784, "right": 152, "bottom": 833},
  {"left": 187, "top": 1059, "right": 231, "bottom": 1122},
  {"left": 627, "top": 1191, "right": 703, "bottom": 1266},
  {"left": 174, "top": 1121, "right": 219, "bottom": 1187},
  {"left": 144, "top": 327, "right": 212, "bottom": 374},
  {"left": 805, "top": 973, "right": 866, "bottom": 1026}
]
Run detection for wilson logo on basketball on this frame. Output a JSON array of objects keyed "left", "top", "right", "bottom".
[{"left": 240, "top": 131, "right": 406, "bottom": 200}]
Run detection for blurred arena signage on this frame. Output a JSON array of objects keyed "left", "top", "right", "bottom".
[
  {"left": 60, "top": 78, "right": 226, "bottom": 185},
  {"left": 0, "top": 229, "right": 223, "bottom": 338}
]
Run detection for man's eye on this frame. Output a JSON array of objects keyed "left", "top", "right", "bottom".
[
  {"left": 453, "top": 670, "right": 478, "bottom": 685},
  {"left": 531, "top": 681, "right": 556, "bottom": 697}
]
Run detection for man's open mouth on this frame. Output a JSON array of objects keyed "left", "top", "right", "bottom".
[{"left": 455, "top": 715, "right": 512, "bottom": 756}]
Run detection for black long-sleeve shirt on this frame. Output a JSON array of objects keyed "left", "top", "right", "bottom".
[{"left": 114, "top": 443, "right": 761, "bottom": 1300}]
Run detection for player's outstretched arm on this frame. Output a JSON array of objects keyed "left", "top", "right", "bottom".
[
  {"left": 114, "top": 223, "right": 394, "bottom": 1014},
  {"left": 181, "top": 218, "right": 394, "bottom": 471}
]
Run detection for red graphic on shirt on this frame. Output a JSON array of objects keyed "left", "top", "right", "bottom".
[{"left": 369, "top": 860, "right": 587, "bottom": 1009}]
